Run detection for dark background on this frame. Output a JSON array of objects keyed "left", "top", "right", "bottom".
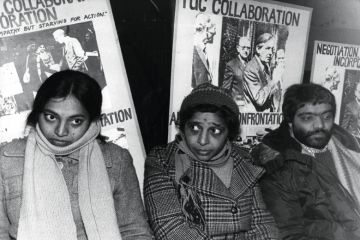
[{"left": 109, "top": 0, "right": 360, "bottom": 153}]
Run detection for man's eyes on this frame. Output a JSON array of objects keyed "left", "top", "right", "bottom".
[
  {"left": 300, "top": 114, "right": 333, "bottom": 121},
  {"left": 322, "top": 113, "right": 334, "bottom": 120}
]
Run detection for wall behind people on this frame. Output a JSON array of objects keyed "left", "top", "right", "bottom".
[{"left": 110, "top": 0, "right": 360, "bottom": 152}]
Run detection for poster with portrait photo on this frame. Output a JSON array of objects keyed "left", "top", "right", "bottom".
[
  {"left": 338, "top": 70, "right": 360, "bottom": 137},
  {"left": 311, "top": 41, "right": 360, "bottom": 139},
  {"left": 169, "top": 0, "right": 312, "bottom": 144},
  {"left": 0, "top": 0, "right": 146, "bottom": 186}
]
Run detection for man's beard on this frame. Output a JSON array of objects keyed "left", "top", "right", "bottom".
[{"left": 293, "top": 127, "right": 332, "bottom": 149}]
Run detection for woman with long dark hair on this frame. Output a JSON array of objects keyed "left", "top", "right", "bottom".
[{"left": 0, "top": 70, "right": 152, "bottom": 240}]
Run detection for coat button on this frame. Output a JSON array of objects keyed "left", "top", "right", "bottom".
[
  {"left": 182, "top": 176, "right": 190, "bottom": 183},
  {"left": 57, "top": 162, "right": 64, "bottom": 170},
  {"left": 231, "top": 206, "right": 238, "bottom": 214}
]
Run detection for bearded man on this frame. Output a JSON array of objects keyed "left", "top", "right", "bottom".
[{"left": 252, "top": 83, "right": 360, "bottom": 240}]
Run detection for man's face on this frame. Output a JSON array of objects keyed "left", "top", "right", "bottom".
[
  {"left": 289, "top": 103, "right": 334, "bottom": 149},
  {"left": 236, "top": 38, "right": 251, "bottom": 60},
  {"left": 205, "top": 23, "right": 216, "bottom": 44},
  {"left": 276, "top": 49, "right": 285, "bottom": 66},
  {"left": 256, "top": 39, "right": 275, "bottom": 63},
  {"left": 85, "top": 33, "right": 90, "bottom": 41},
  {"left": 37, "top": 45, "right": 45, "bottom": 53},
  {"left": 355, "top": 83, "right": 360, "bottom": 102}
]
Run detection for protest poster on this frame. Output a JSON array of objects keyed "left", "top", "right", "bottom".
[
  {"left": 311, "top": 40, "right": 360, "bottom": 138},
  {"left": 0, "top": 0, "right": 146, "bottom": 185},
  {"left": 168, "top": 0, "right": 312, "bottom": 146}
]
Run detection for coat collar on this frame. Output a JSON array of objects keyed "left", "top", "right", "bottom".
[
  {"left": 172, "top": 143, "right": 264, "bottom": 201},
  {"left": 253, "top": 121, "right": 360, "bottom": 172}
]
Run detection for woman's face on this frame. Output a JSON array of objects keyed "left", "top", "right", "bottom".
[
  {"left": 184, "top": 112, "right": 229, "bottom": 161},
  {"left": 38, "top": 94, "right": 90, "bottom": 147}
]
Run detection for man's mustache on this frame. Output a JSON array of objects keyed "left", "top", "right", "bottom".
[{"left": 305, "top": 129, "right": 330, "bottom": 138}]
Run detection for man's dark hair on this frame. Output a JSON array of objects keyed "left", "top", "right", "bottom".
[
  {"left": 255, "top": 33, "right": 274, "bottom": 49},
  {"left": 282, "top": 83, "right": 336, "bottom": 123},
  {"left": 27, "top": 70, "right": 102, "bottom": 127},
  {"left": 178, "top": 104, "right": 240, "bottom": 141}
]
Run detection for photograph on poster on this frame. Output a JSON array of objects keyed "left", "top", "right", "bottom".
[
  {"left": 169, "top": 0, "right": 312, "bottom": 145},
  {"left": 0, "top": 0, "right": 147, "bottom": 191},
  {"left": 339, "top": 70, "right": 360, "bottom": 137},
  {"left": 219, "top": 18, "right": 288, "bottom": 113},
  {"left": 192, "top": 13, "right": 217, "bottom": 87},
  {"left": 0, "top": 21, "right": 105, "bottom": 116},
  {"left": 310, "top": 40, "right": 360, "bottom": 134}
]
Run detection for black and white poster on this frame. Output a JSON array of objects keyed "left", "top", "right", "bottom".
[
  {"left": 0, "top": 0, "right": 146, "bottom": 184},
  {"left": 168, "top": 0, "right": 312, "bottom": 144}
]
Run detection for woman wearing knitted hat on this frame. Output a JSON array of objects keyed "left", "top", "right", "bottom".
[
  {"left": 0, "top": 70, "right": 152, "bottom": 240},
  {"left": 144, "top": 83, "right": 278, "bottom": 239}
]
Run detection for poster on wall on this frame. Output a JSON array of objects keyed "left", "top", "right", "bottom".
[
  {"left": 311, "top": 40, "right": 360, "bottom": 138},
  {"left": 0, "top": 0, "right": 146, "bottom": 184},
  {"left": 168, "top": 0, "right": 312, "bottom": 146}
]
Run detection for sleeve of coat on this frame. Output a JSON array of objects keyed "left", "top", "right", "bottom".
[
  {"left": 244, "top": 184, "right": 279, "bottom": 240},
  {"left": 222, "top": 62, "right": 234, "bottom": 92},
  {"left": 259, "top": 172, "right": 320, "bottom": 240},
  {"left": 243, "top": 66, "right": 271, "bottom": 107},
  {"left": 0, "top": 148, "right": 11, "bottom": 240},
  {"left": 114, "top": 148, "right": 153, "bottom": 240},
  {"left": 260, "top": 172, "right": 360, "bottom": 240},
  {"left": 144, "top": 148, "right": 210, "bottom": 240}
]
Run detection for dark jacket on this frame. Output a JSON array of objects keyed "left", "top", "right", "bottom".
[
  {"left": 251, "top": 122, "right": 360, "bottom": 240},
  {"left": 222, "top": 57, "right": 246, "bottom": 99},
  {"left": 192, "top": 45, "right": 212, "bottom": 88},
  {"left": 144, "top": 141, "right": 278, "bottom": 240},
  {"left": 243, "top": 56, "right": 273, "bottom": 112}
]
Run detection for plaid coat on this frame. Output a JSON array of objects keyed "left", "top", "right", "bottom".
[{"left": 144, "top": 141, "right": 278, "bottom": 240}]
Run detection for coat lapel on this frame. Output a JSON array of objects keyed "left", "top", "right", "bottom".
[
  {"left": 186, "top": 161, "right": 234, "bottom": 199},
  {"left": 181, "top": 149, "right": 265, "bottom": 201},
  {"left": 195, "top": 45, "right": 211, "bottom": 73},
  {"left": 229, "top": 153, "right": 264, "bottom": 199}
]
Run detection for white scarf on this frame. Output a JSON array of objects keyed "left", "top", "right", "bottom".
[{"left": 17, "top": 121, "right": 122, "bottom": 240}]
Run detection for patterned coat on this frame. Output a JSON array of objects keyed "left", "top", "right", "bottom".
[{"left": 144, "top": 141, "right": 278, "bottom": 240}]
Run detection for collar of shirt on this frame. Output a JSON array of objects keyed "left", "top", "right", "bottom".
[
  {"left": 289, "top": 129, "right": 330, "bottom": 157},
  {"left": 55, "top": 150, "right": 80, "bottom": 164}
]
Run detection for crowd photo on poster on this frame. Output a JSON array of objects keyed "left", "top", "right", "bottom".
[{"left": 0, "top": 21, "right": 106, "bottom": 117}]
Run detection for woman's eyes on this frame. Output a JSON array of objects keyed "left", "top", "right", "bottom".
[
  {"left": 44, "top": 113, "right": 56, "bottom": 121},
  {"left": 43, "top": 114, "right": 84, "bottom": 126},
  {"left": 71, "top": 118, "right": 84, "bottom": 125},
  {"left": 189, "top": 124, "right": 200, "bottom": 131},
  {"left": 211, "top": 128, "right": 222, "bottom": 134}
]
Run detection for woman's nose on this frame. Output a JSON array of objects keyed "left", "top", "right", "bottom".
[
  {"left": 55, "top": 122, "right": 68, "bottom": 137},
  {"left": 198, "top": 130, "right": 209, "bottom": 146}
]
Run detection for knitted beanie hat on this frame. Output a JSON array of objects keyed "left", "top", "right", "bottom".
[{"left": 180, "top": 83, "right": 239, "bottom": 116}]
